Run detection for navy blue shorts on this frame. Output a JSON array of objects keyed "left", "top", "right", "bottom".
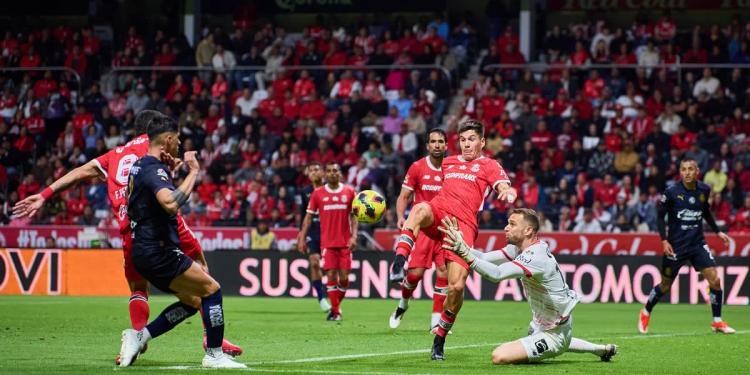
[
  {"left": 306, "top": 234, "right": 321, "bottom": 255},
  {"left": 661, "top": 243, "right": 717, "bottom": 278},
  {"left": 132, "top": 245, "right": 194, "bottom": 293}
]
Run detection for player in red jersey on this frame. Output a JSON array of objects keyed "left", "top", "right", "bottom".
[
  {"left": 388, "top": 119, "right": 517, "bottom": 360},
  {"left": 302, "top": 162, "right": 357, "bottom": 321},
  {"left": 388, "top": 129, "right": 449, "bottom": 332},
  {"left": 12, "top": 110, "right": 242, "bottom": 359}
]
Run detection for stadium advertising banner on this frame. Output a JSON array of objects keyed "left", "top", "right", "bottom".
[
  {"left": 204, "top": 251, "right": 750, "bottom": 305},
  {"left": 0, "top": 249, "right": 129, "bottom": 296},
  {"left": 2, "top": 226, "right": 750, "bottom": 256},
  {"left": 548, "top": 0, "right": 750, "bottom": 10},
  {"left": 375, "top": 230, "right": 750, "bottom": 257}
]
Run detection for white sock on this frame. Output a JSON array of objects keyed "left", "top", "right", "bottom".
[
  {"left": 398, "top": 298, "right": 409, "bottom": 310},
  {"left": 206, "top": 347, "right": 223, "bottom": 357},
  {"left": 431, "top": 313, "right": 441, "bottom": 328},
  {"left": 141, "top": 328, "right": 152, "bottom": 344},
  {"left": 713, "top": 317, "right": 722, "bottom": 323},
  {"left": 568, "top": 338, "right": 605, "bottom": 356}
]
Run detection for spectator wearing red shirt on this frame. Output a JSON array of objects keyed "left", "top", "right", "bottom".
[
  {"left": 500, "top": 43, "right": 526, "bottom": 65},
  {"left": 206, "top": 191, "right": 225, "bottom": 222},
  {"left": 330, "top": 70, "right": 362, "bottom": 100},
  {"left": 33, "top": 71, "right": 58, "bottom": 98},
  {"left": 670, "top": 124, "right": 697, "bottom": 152},
  {"left": 570, "top": 41, "right": 591, "bottom": 66},
  {"left": 81, "top": 27, "right": 101, "bottom": 56},
  {"left": 211, "top": 73, "right": 228, "bottom": 99},
  {"left": 479, "top": 86, "right": 505, "bottom": 123},
  {"left": 613, "top": 43, "right": 637, "bottom": 65},
  {"left": 496, "top": 26, "right": 519, "bottom": 54},
  {"left": 204, "top": 105, "right": 222, "bottom": 135},
  {"left": 630, "top": 108, "right": 654, "bottom": 142},
  {"left": 595, "top": 174, "right": 619, "bottom": 208},
  {"left": 64, "top": 45, "right": 87, "bottom": 75},
  {"left": 154, "top": 43, "right": 176, "bottom": 66},
  {"left": 17, "top": 173, "right": 40, "bottom": 200},
  {"left": 196, "top": 175, "right": 219, "bottom": 203},
  {"left": 521, "top": 175, "right": 541, "bottom": 209},
  {"left": 298, "top": 96, "right": 326, "bottom": 122},
  {"left": 257, "top": 87, "right": 282, "bottom": 118},
  {"left": 23, "top": 107, "right": 45, "bottom": 136},
  {"left": 266, "top": 107, "right": 290, "bottom": 136},
  {"left": 309, "top": 139, "right": 337, "bottom": 165},
  {"left": 72, "top": 106, "right": 94, "bottom": 136},
  {"left": 530, "top": 121, "right": 554, "bottom": 149},
  {"left": 271, "top": 73, "right": 294, "bottom": 99},
  {"left": 323, "top": 40, "right": 348, "bottom": 66},
  {"left": 293, "top": 70, "right": 316, "bottom": 100},
  {"left": 166, "top": 74, "right": 189, "bottom": 102},
  {"left": 731, "top": 196, "right": 750, "bottom": 233},
  {"left": 730, "top": 160, "right": 750, "bottom": 192},
  {"left": 253, "top": 186, "right": 276, "bottom": 221},
  {"left": 549, "top": 89, "right": 572, "bottom": 118},
  {"left": 683, "top": 40, "right": 708, "bottom": 63},
  {"left": 654, "top": 15, "right": 676, "bottom": 42},
  {"left": 381, "top": 30, "right": 400, "bottom": 57},
  {"left": 583, "top": 70, "right": 605, "bottom": 101},
  {"left": 124, "top": 26, "right": 144, "bottom": 50},
  {"left": 19, "top": 46, "right": 41, "bottom": 68},
  {"left": 281, "top": 90, "right": 300, "bottom": 121}
]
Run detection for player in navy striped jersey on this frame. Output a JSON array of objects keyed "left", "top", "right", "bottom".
[{"left": 639, "top": 158, "right": 735, "bottom": 334}]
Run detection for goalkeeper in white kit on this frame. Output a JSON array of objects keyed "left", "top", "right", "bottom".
[{"left": 438, "top": 208, "right": 618, "bottom": 364}]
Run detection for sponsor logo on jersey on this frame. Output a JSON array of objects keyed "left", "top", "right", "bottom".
[
  {"left": 676, "top": 209, "right": 702, "bottom": 221},
  {"left": 699, "top": 193, "right": 706, "bottom": 202},
  {"left": 423, "top": 175, "right": 431, "bottom": 179},
  {"left": 444, "top": 172, "right": 477, "bottom": 181},
  {"left": 157, "top": 168, "right": 169, "bottom": 181},
  {"left": 459, "top": 165, "right": 467, "bottom": 170},
  {"left": 435, "top": 176, "right": 441, "bottom": 181},
  {"left": 323, "top": 204, "right": 348, "bottom": 211},
  {"left": 341, "top": 195, "right": 348, "bottom": 203},
  {"left": 677, "top": 194, "right": 684, "bottom": 200},
  {"left": 332, "top": 196, "right": 339, "bottom": 202},
  {"left": 323, "top": 197, "right": 330, "bottom": 202},
  {"left": 689, "top": 196, "right": 696, "bottom": 204},
  {"left": 471, "top": 163, "right": 480, "bottom": 172},
  {"left": 423, "top": 185, "right": 441, "bottom": 191}
]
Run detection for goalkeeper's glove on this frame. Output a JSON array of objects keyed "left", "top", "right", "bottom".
[{"left": 438, "top": 217, "right": 476, "bottom": 265}]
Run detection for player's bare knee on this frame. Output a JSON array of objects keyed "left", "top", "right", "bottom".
[
  {"left": 200, "top": 279, "right": 220, "bottom": 297},
  {"left": 448, "top": 279, "right": 465, "bottom": 294}
]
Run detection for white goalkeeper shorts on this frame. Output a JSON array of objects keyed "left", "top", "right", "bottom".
[{"left": 520, "top": 317, "right": 573, "bottom": 362}]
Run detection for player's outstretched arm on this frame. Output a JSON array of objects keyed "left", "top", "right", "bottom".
[
  {"left": 12, "top": 159, "right": 103, "bottom": 218},
  {"left": 494, "top": 182, "right": 517, "bottom": 204},
  {"left": 155, "top": 151, "right": 199, "bottom": 215}
]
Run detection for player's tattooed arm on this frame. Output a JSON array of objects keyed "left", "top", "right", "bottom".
[{"left": 170, "top": 188, "right": 190, "bottom": 207}]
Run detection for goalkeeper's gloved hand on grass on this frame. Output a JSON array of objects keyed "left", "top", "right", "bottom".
[{"left": 438, "top": 217, "right": 476, "bottom": 265}]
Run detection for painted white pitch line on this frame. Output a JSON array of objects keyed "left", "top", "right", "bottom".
[
  {"left": 247, "top": 329, "right": 750, "bottom": 366},
  {"left": 124, "top": 329, "right": 750, "bottom": 372}
]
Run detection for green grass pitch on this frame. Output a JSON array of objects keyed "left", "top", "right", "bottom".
[{"left": 0, "top": 296, "right": 748, "bottom": 374}]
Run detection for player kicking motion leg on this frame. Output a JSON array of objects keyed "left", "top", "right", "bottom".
[
  {"left": 296, "top": 162, "right": 332, "bottom": 312},
  {"left": 115, "top": 117, "right": 244, "bottom": 368},
  {"left": 439, "top": 210, "right": 617, "bottom": 364},
  {"left": 302, "top": 162, "right": 358, "bottom": 321},
  {"left": 388, "top": 120, "right": 517, "bottom": 360},
  {"left": 12, "top": 111, "right": 242, "bottom": 361},
  {"left": 388, "top": 129, "right": 449, "bottom": 331},
  {"left": 639, "top": 158, "right": 735, "bottom": 334}
]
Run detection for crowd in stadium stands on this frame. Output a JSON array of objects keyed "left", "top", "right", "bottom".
[{"left": 1, "top": 13, "right": 750, "bottom": 236}]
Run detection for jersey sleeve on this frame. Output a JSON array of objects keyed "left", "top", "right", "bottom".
[
  {"left": 306, "top": 190, "right": 319, "bottom": 215},
  {"left": 402, "top": 162, "right": 420, "bottom": 191},
  {"left": 93, "top": 151, "right": 111, "bottom": 177},
  {"left": 472, "top": 244, "right": 519, "bottom": 265},
  {"left": 485, "top": 160, "right": 511, "bottom": 190},
  {"left": 143, "top": 164, "right": 175, "bottom": 195}
]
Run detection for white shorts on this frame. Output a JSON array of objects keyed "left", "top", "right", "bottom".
[{"left": 519, "top": 317, "right": 573, "bottom": 362}]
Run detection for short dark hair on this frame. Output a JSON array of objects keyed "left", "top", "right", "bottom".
[
  {"left": 325, "top": 161, "right": 341, "bottom": 171},
  {"left": 306, "top": 161, "right": 323, "bottom": 170},
  {"left": 427, "top": 128, "right": 447, "bottom": 142},
  {"left": 457, "top": 119, "right": 485, "bottom": 138},
  {"left": 147, "top": 116, "right": 178, "bottom": 141},
  {"left": 509, "top": 208, "right": 541, "bottom": 233},
  {"left": 135, "top": 109, "right": 164, "bottom": 136},
  {"left": 680, "top": 157, "right": 698, "bottom": 166}
]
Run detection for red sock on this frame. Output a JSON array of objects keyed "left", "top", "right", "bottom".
[
  {"left": 401, "top": 272, "right": 421, "bottom": 300},
  {"left": 395, "top": 229, "right": 416, "bottom": 258},
  {"left": 436, "top": 309, "right": 456, "bottom": 338},
  {"left": 432, "top": 277, "right": 448, "bottom": 313},
  {"left": 337, "top": 280, "right": 349, "bottom": 313},
  {"left": 327, "top": 281, "right": 341, "bottom": 314},
  {"left": 128, "top": 291, "right": 149, "bottom": 330}
]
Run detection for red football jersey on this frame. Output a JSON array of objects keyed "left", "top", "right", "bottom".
[
  {"left": 306, "top": 184, "right": 356, "bottom": 249},
  {"left": 402, "top": 157, "right": 443, "bottom": 205},
  {"left": 94, "top": 134, "right": 150, "bottom": 232},
  {"left": 430, "top": 155, "right": 510, "bottom": 229}
]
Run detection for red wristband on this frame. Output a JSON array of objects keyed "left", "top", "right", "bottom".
[{"left": 40, "top": 187, "right": 54, "bottom": 200}]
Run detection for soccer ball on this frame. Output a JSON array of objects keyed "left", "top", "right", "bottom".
[{"left": 352, "top": 190, "right": 386, "bottom": 224}]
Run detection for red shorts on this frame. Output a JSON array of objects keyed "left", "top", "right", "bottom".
[
  {"left": 322, "top": 247, "right": 352, "bottom": 271},
  {"left": 407, "top": 234, "right": 445, "bottom": 270},
  {"left": 122, "top": 215, "right": 203, "bottom": 283},
  {"left": 422, "top": 200, "right": 477, "bottom": 270}
]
